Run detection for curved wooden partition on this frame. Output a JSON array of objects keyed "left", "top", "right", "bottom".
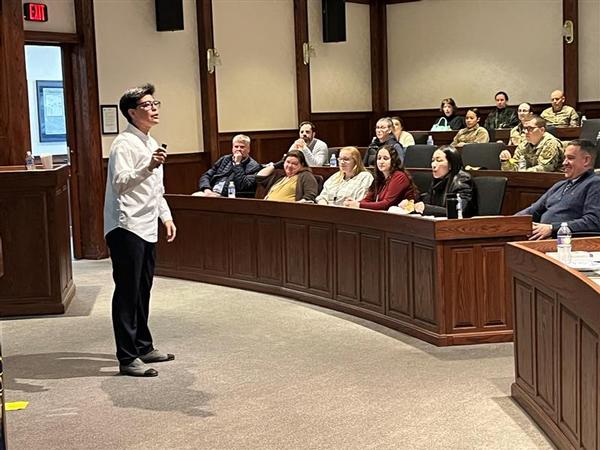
[
  {"left": 507, "top": 238, "right": 600, "bottom": 449},
  {"left": 155, "top": 196, "right": 531, "bottom": 346}
]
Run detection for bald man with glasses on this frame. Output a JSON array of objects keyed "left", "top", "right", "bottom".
[{"left": 500, "top": 115, "right": 563, "bottom": 172}]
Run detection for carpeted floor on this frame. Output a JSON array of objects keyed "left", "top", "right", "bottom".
[{"left": 1, "top": 259, "right": 554, "bottom": 449}]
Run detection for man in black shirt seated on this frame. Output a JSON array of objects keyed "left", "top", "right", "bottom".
[{"left": 197, "top": 134, "right": 261, "bottom": 197}]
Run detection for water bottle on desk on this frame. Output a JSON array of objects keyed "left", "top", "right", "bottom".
[
  {"left": 329, "top": 153, "right": 337, "bottom": 167},
  {"left": 227, "top": 181, "right": 236, "bottom": 198},
  {"left": 456, "top": 193, "right": 463, "bottom": 219},
  {"left": 518, "top": 156, "right": 527, "bottom": 171},
  {"left": 427, "top": 135, "right": 434, "bottom": 146},
  {"left": 581, "top": 115, "right": 587, "bottom": 125},
  {"left": 25, "top": 151, "right": 35, "bottom": 170},
  {"left": 556, "top": 222, "right": 572, "bottom": 264}
]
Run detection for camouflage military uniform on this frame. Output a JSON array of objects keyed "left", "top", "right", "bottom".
[
  {"left": 510, "top": 124, "right": 526, "bottom": 146},
  {"left": 501, "top": 132, "right": 564, "bottom": 172},
  {"left": 451, "top": 126, "right": 489, "bottom": 146},
  {"left": 540, "top": 105, "right": 579, "bottom": 127}
]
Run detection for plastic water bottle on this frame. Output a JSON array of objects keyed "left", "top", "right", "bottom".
[
  {"left": 518, "top": 156, "right": 527, "bottom": 171},
  {"left": 556, "top": 222, "right": 572, "bottom": 264},
  {"left": 25, "top": 151, "right": 35, "bottom": 170},
  {"left": 329, "top": 153, "right": 337, "bottom": 167},
  {"left": 595, "top": 130, "right": 600, "bottom": 146},
  {"left": 456, "top": 193, "right": 463, "bottom": 219},
  {"left": 227, "top": 181, "right": 236, "bottom": 198},
  {"left": 581, "top": 115, "right": 587, "bottom": 125},
  {"left": 426, "top": 135, "right": 434, "bottom": 146}
]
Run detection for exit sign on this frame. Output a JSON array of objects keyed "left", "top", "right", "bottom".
[{"left": 24, "top": 3, "right": 48, "bottom": 22}]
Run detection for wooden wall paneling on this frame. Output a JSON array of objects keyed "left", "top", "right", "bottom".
[
  {"left": 480, "top": 245, "right": 508, "bottom": 328},
  {"left": 448, "top": 246, "right": 477, "bottom": 331},
  {"left": 558, "top": 303, "right": 579, "bottom": 446},
  {"left": 412, "top": 243, "right": 436, "bottom": 326},
  {"left": 0, "top": 235, "right": 3, "bottom": 278},
  {"left": 71, "top": 0, "right": 106, "bottom": 259},
  {"left": 359, "top": 232, "right": 384, "bottom": 312},
  {"left": 201, "top": 212, "right": 230, "bottom": 275},
  {"left": 0, "top": 191, "right": 51, "bottom": 299},
  {"left": 218, "top": 131, "right": 297, "bottom": 165},
  {"left": 256, "top": 217, "right": 283, "bottom": 284},
  {"left": 580, "top": 323, "right": 598, "bottom": 450},
  {"left": 284, "top": 221, "right": 309, "bottom": 289},
  {"left": 307, "top": 224, "right": 333, "bottom": 297},
  {"left": 0, "top": 0, "right": 31, "bottom": 166},
  {"left": 175, "top": 210, "right": 210, "bottom": 272},
  {"left": 386, "top": 236, "right": 412, "bottom": 319},
  {"left": 514, "top": 278, "right": 535, "bottom": 394},
  {"left": 55, "top": 183, "right": 72, "bottom": 296},
  {"left": 535, "top": 289, "right": 557, "bottom": 418},
  {"left": 163, "top": 152, "right": 212, "bottom": 194},
  {"left": 229, "top": 215, "right": 257, "bottom": 280},
  {"left": 335, "top": 228, "right": 360, "bottom": 303},
  {"left": 196, "top": 0, "right": 219, "bottom": 161},
  {"left": 311, "top": 112, "right": 373, "bottom": 148}
]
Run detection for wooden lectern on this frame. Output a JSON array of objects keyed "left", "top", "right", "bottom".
[{"left": 0, "top": 164, "right": 75, "bottom": 316}]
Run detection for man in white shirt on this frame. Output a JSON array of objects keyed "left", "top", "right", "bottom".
[
  {"left": 104, "top": 83, "right": 177, "bottom": 377},
  {"left": 289, "top": 121, "right": 328, "bottom": 166}
]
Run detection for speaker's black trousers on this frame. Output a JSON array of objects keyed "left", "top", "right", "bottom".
[{"left": 106, "top": 228, "right": 155, "bottom": 365}]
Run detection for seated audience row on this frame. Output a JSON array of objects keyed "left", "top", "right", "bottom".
[
  {"left": 431, "top": 89, "right": 579, "bottom": 134},
  {"left": 195, "top": 135, "right": 600, "bottom": 239}
]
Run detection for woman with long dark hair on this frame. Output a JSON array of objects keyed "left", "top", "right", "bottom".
[
  {"left": 344, "top": 146, "right": 415, "bottom": 210},
  {"left": 400, "top": 146, "right": 476, "bottom": 217}
]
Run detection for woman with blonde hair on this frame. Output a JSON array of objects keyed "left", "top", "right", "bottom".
[{"left": 316, "top": 147, "right": 373, "bottom": 206}]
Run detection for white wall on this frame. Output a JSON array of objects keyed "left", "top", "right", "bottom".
[
  {"left": 212, "top": 0, "right": 297, "bottom": 132},
  {"left": 25, "top": 45, "right": 68, "bottom": 156},
  {"left": 308, "top": 0, "right": 371, "bottom": 113},
  {"left": 22, "top": 0, "right": 76, "bottom": 33},
  {"left": 387, "top": 0, "right": 563, "bottom": 110},
  {"left": 579, "top": 0, "right": 600, "bottom": 101},
  {"left": 94, "top": 0, "right": 203, "bottom": 156}
]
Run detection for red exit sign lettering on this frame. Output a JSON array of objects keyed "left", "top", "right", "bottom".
[{"left": 23, "top": 3, "right": 48, "bottom": 22}]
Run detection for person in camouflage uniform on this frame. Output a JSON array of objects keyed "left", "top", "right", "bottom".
[
  {"left": 540, "top": 90, "right": 579, "bottom": 127},
  {"left": 484, "top": 91, "right": 519, "bottom": 132},
  {"left": 451, "top": 108, "right": 489, "bottom": 148},
  {"left": 509, "top": 102, "right": 534, "bottom": 146},
  {"left": 500, "top": 116, "right": 563, "bottom": 172}
]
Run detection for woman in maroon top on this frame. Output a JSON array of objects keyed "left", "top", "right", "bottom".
[{"left": 344, "top": 146, "right": 415, "bottom": 210}]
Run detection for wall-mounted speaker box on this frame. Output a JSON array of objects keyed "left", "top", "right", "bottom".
[
  {"left": 155, "top": 0, "right": 184, "bottom": 32},
  {"left": 322, "top": 0, "right": 346, "bottom": 42}
]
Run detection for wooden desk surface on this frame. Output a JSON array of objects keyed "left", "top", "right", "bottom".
[{"left": 156, "top": 196, "right": 531, "bottom": 346}]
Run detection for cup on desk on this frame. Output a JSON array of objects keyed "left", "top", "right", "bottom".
[{"left": 40, "top": 153, "right": 53, "bottom": 169}]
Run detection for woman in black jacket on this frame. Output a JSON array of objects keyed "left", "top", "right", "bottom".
[{"left": 401, "top": 146, "right": 477, "bottom": 217}]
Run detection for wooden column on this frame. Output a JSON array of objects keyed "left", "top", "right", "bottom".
[
  {"left": 0, "top": 0, "right": 31, "bottom": 165},
  {"left": 196, "top": 1, "right": 220, "bottom": 161},
  {"left": 70, "top": 0, "right": 106, "bottom": 259},
  {"left": 563, "top": 0, "right": 578, "bottom": 105},
  {"left": 293, "top": 0, "right": 310, "bottom": 122},
  {"left": 370, "top": 0, "right": 388, "bottom": 119}
]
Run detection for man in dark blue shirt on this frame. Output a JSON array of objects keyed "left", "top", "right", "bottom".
[{"left": 517, "top": 139, "right": 600, "bottom": 239}]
